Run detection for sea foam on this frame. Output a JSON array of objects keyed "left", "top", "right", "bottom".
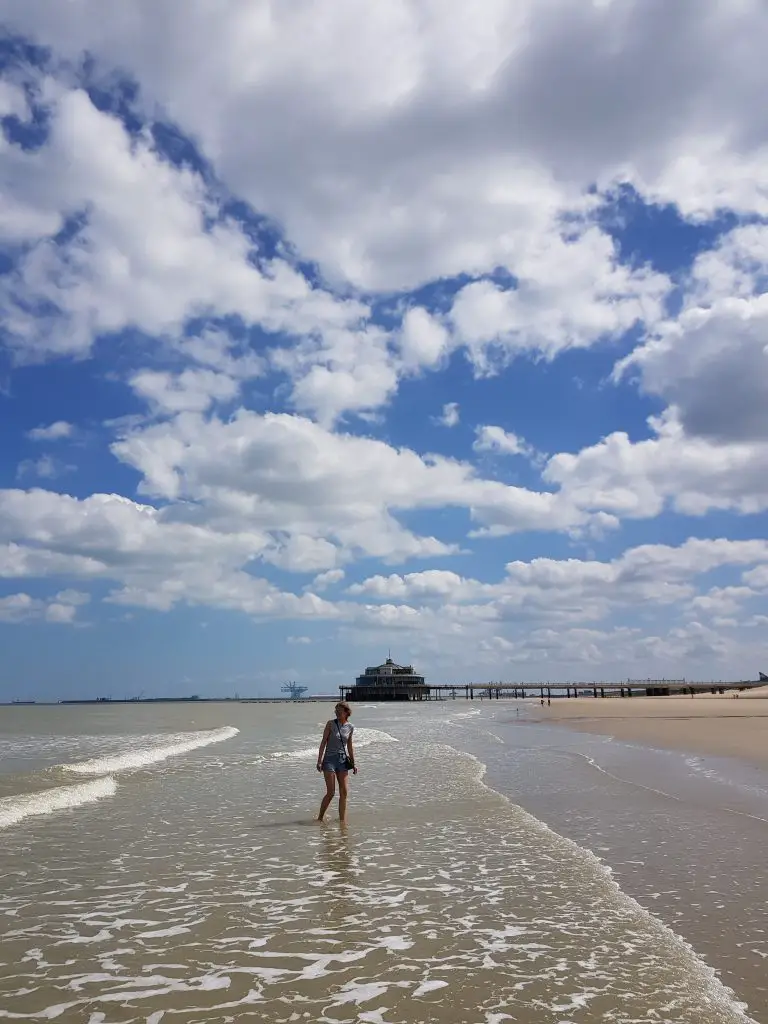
[
  {"left": 0, "top": 777, "right": 117, "bottom": 830},
  {"left": 62, "top": 726, "right": 239, "bottom": 775}
]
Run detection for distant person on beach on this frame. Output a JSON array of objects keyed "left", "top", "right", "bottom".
[{"left": 316, "top": 701, "right": 357, "bottom": 824}]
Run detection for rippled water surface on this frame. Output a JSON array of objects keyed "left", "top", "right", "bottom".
[{"left": 0, "top": 701, "right": 764, "bottom": 1022}]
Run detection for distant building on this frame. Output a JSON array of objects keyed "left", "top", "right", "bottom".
[{"left": 342, "top": 657, "right": 429, "bottom": 701}]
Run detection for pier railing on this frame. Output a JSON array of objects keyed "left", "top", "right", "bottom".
[{"left": 338, "top": 679, "right": 766, "bottom": 702}]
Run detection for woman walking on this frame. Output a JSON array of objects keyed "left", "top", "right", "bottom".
[{"left": 316, "top": 701, "right": 357, "bottom": 824}]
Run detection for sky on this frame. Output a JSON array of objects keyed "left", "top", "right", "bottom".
[{"left": 1, "top": 0, "right": 768, "bottom": 701}]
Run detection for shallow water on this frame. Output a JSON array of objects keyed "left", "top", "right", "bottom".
[{"left": 0, "top": 701, "right": 764, "bottom": 1022}]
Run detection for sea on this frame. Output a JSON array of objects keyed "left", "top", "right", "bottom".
[{"left": 0, "top": 699, "right": 766, "bottom": 1023}]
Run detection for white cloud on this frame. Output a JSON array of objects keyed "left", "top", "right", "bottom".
[
  {"left": 10, "top": 0, "right": 762, "bottom": 288},
  {"left": 0, "top": 542, "right": 105, "bottom": 579},
  {"left": 0, "top": 80, "right": 29, "bottom": 120},
  {"left": 449, "top": 228, "right": 668, "bottom": 368},
  {"left": 312, "top": 568, "right": 346, "bottom": 591},
  {"left": 0, "top": 487, "right": 345, "bottom": 620},
  {"left": 55, "top": 589, "right": 91, "bottom": 606},
  {"left": 743, "top": 565, "right": 768, "bottom": 590},
  {"left": 286, "top": 347, "right": 399, "bottom": 426},
  {"left": 350, "top": 538, "right": 768, "bottom": 620},
  {"left": 1, "top": 2, "right": 728, "bottom": 415},
  {"left": 265, "top": 534, "right": 341, "bottom": 573},
  {"left": 349, "top": 570, "right": 467, "bottom": 600},
  {"left": 0, "top": 591, "right": 84, "bottom": 625},
  {"left": 544, "top": 412, "right": 768, "bottom": 520},
  {"left": 616, "top": 225, "right": 768, "bottom": 445},
  {"left": 3, "top": 2, "right": 765, "bottom": 433},
  {"left": 0, "top": 84, "right": 376, "bottom": 422},
  {"left": 16, "top": 455, "right": 74, "bottom": 481},
  {"left": 44, "top": 602, "right": 79, "bottom": 624},
  {"left": 172, "top": 330, "right": 265, "bottom": 379},
  {"left": 287, "top": 635, "right": 312, "bottom": 645},
  {"left": 473, "top": 425, "right": 533, "bottom": 459},
  {"left": 399, "top": 307, "right": 450, "bottom": 369},
  {"left": 129, "top": 369, "right": 241, "bottom": 414},
  {"left": 2, "top": 477, "right": 767, "bottom": 675},
  {"left": 27, "top": 421, "right": 74, "bottom": 442},
  {"left": 689, "top": 586, "right": 756, "bottom": 617},
  {"left": 436, "top": 402, "right": 460, "bottom": 428},
  {"left": 110, "top": 409, "right": 597, "bottom": 551},
  {"left": 2, "top": 1, "right": 768, "bottom": 679},
  {"left": 0, "top": 594, "right": 42, "bottom": 624}
]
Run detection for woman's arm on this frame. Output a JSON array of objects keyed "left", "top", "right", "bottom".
[{"left": 317, "top": 722, "right": 331, "bottom": 771}]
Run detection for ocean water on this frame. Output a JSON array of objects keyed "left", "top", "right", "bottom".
[{"left": 0, "top": 700, "right": 765, "bottom": 1023}]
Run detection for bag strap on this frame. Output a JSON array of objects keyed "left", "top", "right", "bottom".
[{"left": 335, "top": 719, "right": 353, "bottom": 764}]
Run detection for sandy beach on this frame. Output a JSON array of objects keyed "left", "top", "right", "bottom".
[{"left": 527, "top": 686, "right": 768, "bottom": 767}]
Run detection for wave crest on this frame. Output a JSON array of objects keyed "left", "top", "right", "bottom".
[
  {"left": 62, "top": 726, "right": 239, "bottom": 775},
  {"left": 0, "top": 777, "right": 117, "bottom": 830}
]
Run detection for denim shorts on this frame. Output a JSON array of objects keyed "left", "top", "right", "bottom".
[{"left": 322, "top": 754, "right": 350, "bottom": 774}]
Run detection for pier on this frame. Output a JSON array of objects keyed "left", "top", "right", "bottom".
[{"left": 339, "top": 678, "right": 767, "bottom": 702}]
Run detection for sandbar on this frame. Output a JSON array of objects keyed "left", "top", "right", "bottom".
[{"left": 524, "top": 686, "right": 768, "bottom": 768}]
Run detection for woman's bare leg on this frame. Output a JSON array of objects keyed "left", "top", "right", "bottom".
[
  {"left": 318, "top": 771, "right": 336, "bottom": 821},
  {"left": 337, "top": 771, "right": 349, "bottom": 824}
]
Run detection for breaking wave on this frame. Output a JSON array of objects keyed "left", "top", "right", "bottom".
[
  {"left": 62, "top": 726, "right": 239, "bottom": 775},
  {"left": 0, "top": 777, "right": 117, "bottom": 830}
]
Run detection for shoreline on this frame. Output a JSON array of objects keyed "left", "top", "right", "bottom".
[{"left": 522, "top": 687, "right": 768, "bottom": 769}]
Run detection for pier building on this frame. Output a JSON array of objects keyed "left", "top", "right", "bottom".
[{"left": 342, "top": 658, "right": 429, "bottom": 701}]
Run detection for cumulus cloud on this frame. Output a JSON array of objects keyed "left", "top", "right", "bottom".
[
  {"left": 436, "top": 402, "right": 460, "bottom": 428},
  {"left": 2, "top": 1, "right": 768, "bottom": 678},
  {"left": 544, "top": 412, "right": 768, "bottom": 519},
  {"left": 617, "top": 225, "right": 768, "bottom": 445},
  {"left": 342, "top": 537, "right": 768, "bottom": 675},
  {"left": 473, "top": 425, "right": 534, "bottom": 459},
  {"left": 351, "top": 538, "right": 768, "bottom": 613},
  {"left": 129, "top": 369, "right": 241, "bottom": 415},
  {"left": 399, "top": 307, "right": 450, "bottom": 369},
  {"left": 0, "top": 590, "right": 87, "bottom": 625},
  {"left": 16, "top": 455, "right": 75, "bottom": 481},
  {"left": 27, "top": 421, "right": 74, "bottom": 442},
  {"left": 0, "top": 83, "right": 376, "bottom": 422},
  {"left": 0, "top": 488, "right": 341, "bottom": 619},
  {"left": 1, "top": 0, "right": 764, "bottom": 431},
  {"left": 8, "top": 0, "right": 766, "bottom": 278},
  {"left": 449, "top": 229, "right": 668, "bottom": 368},
  {"left": 0, "top": 1, "right": 713, "bottom": 417},
  {"left": 109, "top": 409, "right": 598, "bottom": 550},
  {"left": 312, "top": 569, "right": 346, "bottom": 591}
]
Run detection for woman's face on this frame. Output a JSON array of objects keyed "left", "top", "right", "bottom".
[{"left": 335, "top": 705, "right": 351, "bottom": 722}]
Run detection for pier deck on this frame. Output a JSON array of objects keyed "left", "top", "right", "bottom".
[{"left": 339, "top": 679, "right": 766, "bottom": 702}]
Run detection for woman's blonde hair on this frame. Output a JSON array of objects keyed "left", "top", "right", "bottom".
[{"left": 335, "top": 701, "right": 352, "bottom": 714}]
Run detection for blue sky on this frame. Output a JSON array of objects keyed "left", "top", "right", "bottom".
[{"left": 1, "top": 2, "right": 768, "bottom": 700}]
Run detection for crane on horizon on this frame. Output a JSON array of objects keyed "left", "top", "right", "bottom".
[{"left": 281, "top": 681, "right": 308, "bottom": 700}]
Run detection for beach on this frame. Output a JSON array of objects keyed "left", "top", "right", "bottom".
[
  {"left": 525, "top": 686, "right": 768, "bottom": 767},
  {"left": 0, "top": 700, "right": 766, "bottom": 1022}
]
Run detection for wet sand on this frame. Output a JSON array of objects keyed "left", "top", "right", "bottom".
[{"left": 527, "top": 686, "right": 768, "bottom": 767}]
